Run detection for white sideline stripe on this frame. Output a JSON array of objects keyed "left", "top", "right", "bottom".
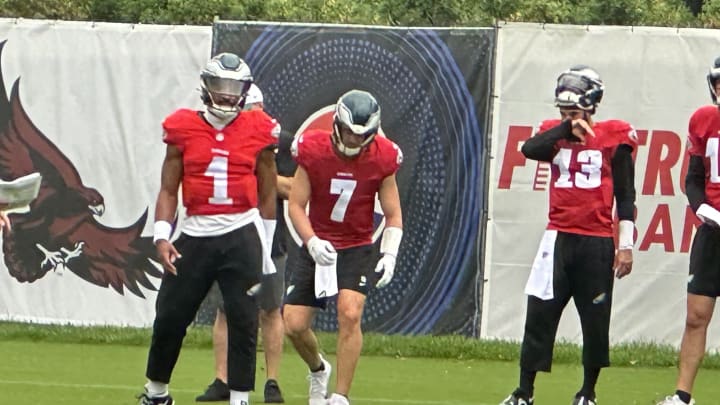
[{"left": 0, "top": 379, "right": 490, "bottom": 405}]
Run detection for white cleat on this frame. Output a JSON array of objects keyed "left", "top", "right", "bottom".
[
  {"left": 328, "top": 393, "right": 349, "bottom": 405},
  {"left": 308, "top": 355, "right": 332, "bottom": 405},
  {"left": 656, "top": 395, "right": 695, "bottom": 405}
]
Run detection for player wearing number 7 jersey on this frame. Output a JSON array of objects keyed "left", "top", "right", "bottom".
[
  {"left": 138, "top": 53, "right": 279, "bottom": 405},
  {"left": 657, "top": 57, "right": 720, "bottom": 405},
  {"left": 284, "top": 89, "right": 403, "bottom": 405},
  {"left": 500, "top": 65, "right": 637, "bottom": 405}
]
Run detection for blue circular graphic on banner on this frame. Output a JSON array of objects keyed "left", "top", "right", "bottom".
[{"left": 242, "top": 27, "right": 482, "bottom": 334}]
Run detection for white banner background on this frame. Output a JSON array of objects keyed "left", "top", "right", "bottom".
[
  {"left": 0, "top": 19, "right": 210, "bottom": 326},
  {"left": 484, "top": 22, "right": 720, "bottom": 347}
]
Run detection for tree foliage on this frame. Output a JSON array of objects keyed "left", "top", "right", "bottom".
[{"left": 0, "top": 0, "right": 716, "bottom": 28}]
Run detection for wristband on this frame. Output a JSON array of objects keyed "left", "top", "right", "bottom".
[
  {"left": 380, "top": 227, "right": 403, "bottom": 257},
  {"left": 618, "top": 220, "right": 634, "bottom": 250},
  {"left": 153, "top": 220, "right": 172, "bottom": 244}
]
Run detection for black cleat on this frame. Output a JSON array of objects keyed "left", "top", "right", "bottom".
[
  {"left": 264, "top": 379, "right": 284, "bottom": 403},
  {"left": 195, "top": 378, "right": 230, "bottom": 402}
]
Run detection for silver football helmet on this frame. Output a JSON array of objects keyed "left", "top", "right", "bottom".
[
  {"left": 554, "top": 65, "right": 604, "bottom": 113},
  {"left": 200, "top": 53, "right": 253, "bottom": 119}
]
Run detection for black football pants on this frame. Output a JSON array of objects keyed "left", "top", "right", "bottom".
[
  {"left": 520, "top": 231, "right": 615, "bottom": 371},
  {"left": 145, "top": 224, "right": 263, "bottom": 391}
]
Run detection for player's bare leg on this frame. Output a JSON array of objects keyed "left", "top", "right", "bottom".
[
  {"left": 260, "top": 307, "right": 284, "bottom": 381},
  {"left": 676, "top": 294, "right": 715, "bottom": 393},
  {"left": 213, "top": 309, "right": 228, "bottom": 383},
  {"left": 335, "top": 289, "right": 366, "bottom": 397},
  {"left": 284, "top": 304, "right": 322, "bottom": 367}
]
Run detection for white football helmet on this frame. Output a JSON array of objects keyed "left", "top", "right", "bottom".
[
  {"left": 554, "top": 65, "right": 604, "bottom": 113},
  {"left": 200, "top": 53, "right": 253, "bottom": 119}
]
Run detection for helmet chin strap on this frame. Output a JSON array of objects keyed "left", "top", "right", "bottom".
[
  {"left": 205, "top": 105, "right": 238, "bottom": 129},
  {"left": 336, "top": 142, "right": 362, "bottom": 157}
]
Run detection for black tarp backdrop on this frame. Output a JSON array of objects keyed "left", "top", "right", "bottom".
[{"left": 199, "top": 22, "right": 494, "bottom": 336}]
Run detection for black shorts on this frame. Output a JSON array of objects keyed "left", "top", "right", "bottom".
[
  {"left": 688, "top": 224, "right": 720, "bottom": 297},
  {"left": 284, "top": 243, "right": 378, "bottom": 309}
]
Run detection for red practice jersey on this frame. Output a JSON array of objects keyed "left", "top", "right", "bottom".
[
  {"left": 163, "top": 109, "right": 278, "bottom": 216},
  {"left": 292, "top": 130, "right": 402, "bottom": 249},
  {"left": 538, "top": 119, "right": 637, "bottom": 237},
  {"left": 688, "top": 105, "right": 720, "bottom": 211}
]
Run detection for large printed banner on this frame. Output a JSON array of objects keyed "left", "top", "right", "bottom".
[
  {"left": 485, "top": 23, "right": 720, "bottom": 347},
  {"left": 0, "top": 19, "right": 211, "bottom": 326},
  {"left": 212, "top": 22, "right": 493, "bottom": 335}
]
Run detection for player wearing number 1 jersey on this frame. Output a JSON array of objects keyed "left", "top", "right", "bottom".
[
  {"left": 138, "top": 53, "right": 279, "bottom": 405},
  {"left": 284, "top": 90, "right": 403, "bottom": 405},
  {"left": 500, "top": 65, "right": 637, "bottom": 405},
  {"left": 657, "top": 57, "right": 720, "bottom": 405}
]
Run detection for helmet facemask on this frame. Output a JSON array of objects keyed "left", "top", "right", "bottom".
[
  {"left": 331, "top": 90, "right": 381, "bottom": 157},
  {"left": 200, "top": 53, "right": 253, "bottom": 120},
  {"left": 554, "top": 67, "right": 604, "bottom": 114}
]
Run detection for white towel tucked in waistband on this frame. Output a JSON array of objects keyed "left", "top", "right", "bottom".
[
  {"left": 314, "top": 259, "right": 338, "bottom": 299},
  {"left": 524, "top": 230, "right": 557, "bottom": 300}
]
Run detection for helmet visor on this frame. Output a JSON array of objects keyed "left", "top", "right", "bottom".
[{"left": 204, "top": 77, "right": 251, "bottom": 108}]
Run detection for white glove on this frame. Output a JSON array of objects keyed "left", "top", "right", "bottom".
[
  {"left": 697, "top": 203, "right": 720, "bottom": 227},
  {"left": 307, "top": 236, "right": 337, "bottom": 266},
  {"left": 374, "top": 253, "right": 396, "bottom": 288}
]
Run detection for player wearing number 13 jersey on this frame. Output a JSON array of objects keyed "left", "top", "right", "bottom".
[
  {"left": 500, "top": 66, "right": 637, "bottom": 405},
  {"left": 656, "top": 57, "right": 720, "bottom": 405},
  {"left": 139, "top": 53, "right": 279, "bottom": 405},
  {"left": 284, "top": 90, "right": 403, "bottom": 405}
]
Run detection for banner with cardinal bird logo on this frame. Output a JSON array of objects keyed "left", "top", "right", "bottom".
[{"left": 0, "top": 19, "right": 211, "bottom": 326}]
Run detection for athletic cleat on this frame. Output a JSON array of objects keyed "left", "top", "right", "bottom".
[
  {"left": 264, "top": 379, "right": 284, "bottom": 403},
  {"left": 308, "top": 355, "right": 332, "bottom": 405},
  {"left": 500, "top": 390, "right": 534, "bottom": 405},
  {"left": 656, "top": 395, "right": 695, "bottom": 405},
  {"left": 572, "top": 394, "right": 596, "bottom": 405},
  {"left": 328, "top": 393, "right": 350, "bottom": 405},
  {"left": 195, "top": 378, "right": 230, "bottom": 402},
  {"left": 138, "top": 391, "right": 175, "bottom": 405}
]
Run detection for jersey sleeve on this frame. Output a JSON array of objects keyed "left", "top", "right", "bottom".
[
  {"left": 291, "top": 131, "right": 315, "bottom": 169},
  {"left": 607, "top": 120, "right": 638, "bottom": 151},
  {"left": 379, "top": 138, "right": 403, "bottom": 177},
  {"left": 161, "top": 109, "right": 195, "bottom": 151},
  {"left": 687, "top": 107, "right": 708, "bottom": 156},
  {"left": 248, "top": 109, "right": 281, "bottom": 147}
]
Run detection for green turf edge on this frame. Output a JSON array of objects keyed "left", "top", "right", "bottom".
[{"left": 1, "top": 321, "right": 715, "bottom": 369}]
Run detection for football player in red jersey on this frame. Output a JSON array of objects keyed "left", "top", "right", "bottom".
[
  {"left": 284, "top": 90, "right": 403, "bottom": 405},
  {"left": 500, "top": 65, "right": 637, "bottom": 405},
  {"left": 656, "top": 57, "right": 720, "bottom": 405},
  {"left": 195, "top": 84, "right": 288, "bottom": 404},
  {"left": 138, "top": 53, "right": 280, "bottom": 405}
]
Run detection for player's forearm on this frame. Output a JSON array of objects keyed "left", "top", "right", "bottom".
[
  {"left": 521, "top": 120, "right": 571, "bottom": 162},
  {"left": 686, "top": 155, "right": 707, "bottom": 212},
  {"left": 612, "top": 144, "right": 636, "bottom": 221},
  {"left": 288, "top": 202, "right": 315, "bottom": 244},
  {"left": 276, "top": 176, "right": 292, "bottom": 199},
  {"left": 154, "top": 190, "right": 178, "bottom": 222}
]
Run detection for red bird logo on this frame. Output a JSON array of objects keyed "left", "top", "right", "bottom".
[{"left": 0, "top": 40, "right": 161, "bottom": 297}]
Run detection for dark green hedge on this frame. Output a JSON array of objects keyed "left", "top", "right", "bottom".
[{"left": 2, "top": 0, "right": 720, "bottom": 28}]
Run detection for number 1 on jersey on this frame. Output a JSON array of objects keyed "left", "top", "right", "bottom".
[
  {"left": 330, "top": 178, "right": 357, "bottom": 222},
  {"left": 205, "top": 155, "right": 233, "bottom": 205}
]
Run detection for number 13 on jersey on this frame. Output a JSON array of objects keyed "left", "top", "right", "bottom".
[{"left": 552, "top": 147, "right": 603, "bottom": 189}]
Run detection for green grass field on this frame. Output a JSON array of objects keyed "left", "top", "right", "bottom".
[{"left": 2, "top": 339, "right": 720, "bottom": 405}]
